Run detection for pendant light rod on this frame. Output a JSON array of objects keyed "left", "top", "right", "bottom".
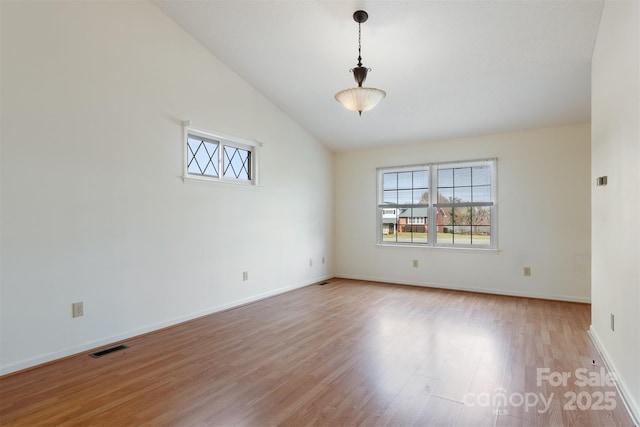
[
  {"left": 354, "top": 10, "right": 368, "bottom": 70},
  {"left": 353, "top": 10, "right": 368, "bottom": 87}
]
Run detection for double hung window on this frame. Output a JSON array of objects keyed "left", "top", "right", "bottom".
[{"left": 377, "top": 159, "right": 496, "bottom": 248}]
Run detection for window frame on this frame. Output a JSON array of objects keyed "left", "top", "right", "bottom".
[
  {"left": 377, "top": 158, "right": 497, "bottom": 250},
  {"left": 183, "top": 121, "right": 260, "bottom": 186}
]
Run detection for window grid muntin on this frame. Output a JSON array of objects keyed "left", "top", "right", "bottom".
[
  {"left": 187, "top": 136, "right": 219, "bottom": 177},
  {"left": 382, "top": 170, "right": 429, "bottom": 206},
  {"left": 223, "top": 146, "right": 251, "bottom": 180},
  {"left": 437, "top": 165, "right": 491, "bottom": 204},
  {"left": 438, "top": 206, "right": 492, "bottom": 246}
]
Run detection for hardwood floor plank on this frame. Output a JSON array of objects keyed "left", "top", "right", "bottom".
[{"left": 0, "top": 279, "right": 634, "bottom": 426}]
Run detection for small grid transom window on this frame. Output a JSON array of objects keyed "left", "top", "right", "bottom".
[{"left": 183, "top": 122, "right": 259, "bottom": 186}]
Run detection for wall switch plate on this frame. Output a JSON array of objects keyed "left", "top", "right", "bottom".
[
  {"left": 72, "top": 302, "right": 84, "bottom": 318},
  {"left": 242, "top": 271, "right": 248, "bottom": 281},
  {"left": 611, "top": 313, "right": 615, "bottom": 331},
  {"left": 523, "top": 267, "right": 532, "bottom": 276}
]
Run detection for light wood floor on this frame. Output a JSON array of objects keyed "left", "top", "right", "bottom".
[{"left": 0, "top": 279, "right": 634, "bottom": 426}]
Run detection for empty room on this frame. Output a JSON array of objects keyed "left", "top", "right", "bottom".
[{"left": 1, "top": 1, "right": 638, "bottom": 426}]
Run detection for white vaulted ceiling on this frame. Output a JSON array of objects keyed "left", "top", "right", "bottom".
[{"left": 154, "top": 1, "right": 603, "bottom": 151}]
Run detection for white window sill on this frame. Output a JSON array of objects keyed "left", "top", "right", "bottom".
[
  {"left": 181, "top": 175, "right": 262, "bottom": 189},
  {"left": 376, "top": 243, "right": 500, "bottom": 254}
]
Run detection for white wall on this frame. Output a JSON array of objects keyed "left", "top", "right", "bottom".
[
  {"left": 335, "top": 124, "right": 591, "bottom": 302},
  {"left": 591, "top": 0, "right": 640, "bottom": 420},
  {"left": 0, "top": 1, "right": 333, "bottom": 374}
]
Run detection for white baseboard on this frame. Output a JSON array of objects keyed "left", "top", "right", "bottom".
[
  {"left": 335, "top": 273, "right": 591, "bottom": 303},
  {"left": 0, "top": 275, "right": 331, "bottom": 376},
  {"left": 588, "top": 326, "right": 640, "bottom": 426}
]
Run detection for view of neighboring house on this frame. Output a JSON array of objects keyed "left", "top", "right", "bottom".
[{"left": 381, "top": 206, "right": 446, "bottom": 234}]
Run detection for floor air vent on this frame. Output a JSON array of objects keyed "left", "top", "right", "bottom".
[
  {"left": 89, "top": 344, "right": 129, "bottom": 358},
  {"left": 318, "top": 282, "right": 329, "bottom": 286}
]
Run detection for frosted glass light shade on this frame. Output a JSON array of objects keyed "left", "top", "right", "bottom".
[{"left": 335, "top": 87, "right": 386, "bottom": 114}]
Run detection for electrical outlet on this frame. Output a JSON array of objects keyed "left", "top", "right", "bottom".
[
  {"left": 72, "top": 302, "right": 84, "bottom": 318},
  {"left": 413, "top": 259, "right": 419, "bottom": 268},
  {"left": 523, "top": 267, "right": 531, "bottom": 276},
  {"left": 309, "top": 259, "right": 313, "bottom": 267},
  {"left": 243, "top": 271, "right": 248, "bottom": 281}
]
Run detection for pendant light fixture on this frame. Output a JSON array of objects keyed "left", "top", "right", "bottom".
[{"left": 335, "top": 10, "right": 386, "bottom": 116}]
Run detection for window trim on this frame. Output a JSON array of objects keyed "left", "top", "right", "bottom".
[
  {"left": 183, "top": 121, "right": 261, "bottom": 186},
  {"left": 376, "top": 158, "right": 497, "bottom": 250}
]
